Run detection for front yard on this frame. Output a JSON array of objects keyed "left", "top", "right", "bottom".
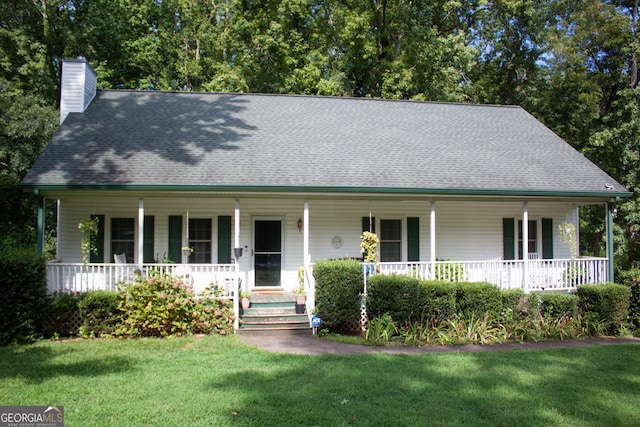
[{"left": 1, "top": 335, "right": 639, "bottom": 426}]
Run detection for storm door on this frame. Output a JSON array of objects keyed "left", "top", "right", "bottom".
[{"left": 253, "top": 219, "right": 282, "bottom": 287}]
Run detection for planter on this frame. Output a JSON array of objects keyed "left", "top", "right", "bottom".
[
  {"left": 295, "top": 303, "right": 306, "bottom": 314},
  {"left": 241, "top": 297, "right": 250, "bottom": 309},
  {"left": 295, "top": 294, "right": 306, "bottom": 305}
]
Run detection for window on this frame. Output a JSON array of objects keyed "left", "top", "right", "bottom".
[
  {"left": 111, "top": 218, "right": 135, "bottom": 263},
  {"left": 518, "top": 220, "right": 538, "bottom": 260},
  {"left": 188, "top": 218, "right": 212, "bottom": 263},
  {"left": 380, "top": 219, "right": 402, "bottom": 262}
]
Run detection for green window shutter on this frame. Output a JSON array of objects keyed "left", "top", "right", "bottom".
[
  {"left": 542, "top": 218, "right": 553, "bottom": 259},
  {"left": 407, "top": 217, "right": 420, "bottom": 262},
  {"left": 90, "top": 214, "right": 105, "bottom": 263},
  {"left": 217, "top": 216, "right": 232, "bottom": 264},
  {"left": 143, "top": 215, "right": 155, "bottom": 263},
  {"left": 503, "top": 218, "right": 515, "bottom": 260},
  {"left": 362, "top": 216, "right": 376, "bottom": 234},
  {"left": 168, "top": 215, "right": 182, "bottom": 263}
]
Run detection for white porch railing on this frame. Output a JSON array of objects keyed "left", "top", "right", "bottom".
[
  {"left": 377, "top": 257, "right": 609, "bottom": 292},
  {"left": 46, "top": 262, "right": 238, "bottom": 296}
]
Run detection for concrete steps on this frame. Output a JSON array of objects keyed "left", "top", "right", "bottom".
[{"left": 239, "top": 292, "right": 312, "bottom": 336}]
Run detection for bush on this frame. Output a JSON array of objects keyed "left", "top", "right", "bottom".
[
  {"left": 577, "top": 283, "right": 630, "bottom": 335},
  {"left": 455, "top": 282, "right": 503, "bottom": 323},
  {"left": 538, "top": 293, "right": 578, "bottom": 319},
  {"left": 501, "top": 289, "right": 528, "bottom": 319},
  {"left": 116, "top": 272, "right": 234, "bottom": 337},
  {"left": 0, "top": 247, "right": 47, "bottom": 345},
  {"left": 78, "top": 290, "right": 119, "bottom": 337},
  {"left": 421, "top": 281, "right": 457, "bottom": 326},
  {"left": 42, "top": 292, "right": 81, "bottom": 338},
  {"left": 366, "top": 274, "right": 421, "bottom": 324},
  {"left": 617, "top": 268, "right": 640, "bottom": 330},
  {"left": 313, "top": 259, "right": 363, "bottom": 334}
]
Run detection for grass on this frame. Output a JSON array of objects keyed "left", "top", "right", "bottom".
[{"left": 1, "top": 336, "right": 639, "bottom": 426}]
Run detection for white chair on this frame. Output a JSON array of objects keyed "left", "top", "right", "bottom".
[{"left": 114, "top": 253, "right": 127, "bottom": 264}]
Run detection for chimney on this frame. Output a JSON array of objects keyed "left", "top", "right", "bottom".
[{"left": 59, "top": 57, "right": 97, "bottom": 124}]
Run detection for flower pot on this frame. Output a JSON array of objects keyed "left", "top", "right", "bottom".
[
  {"left": 296, "top": 294, "right": 306, "bottom": 305},
  {"left": 241, "top": 297, "right": 250, "bottom": 309}
]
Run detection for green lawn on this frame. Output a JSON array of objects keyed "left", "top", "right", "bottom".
[{"left": 1, "top": 336, "right": 639, "bottom": 426}]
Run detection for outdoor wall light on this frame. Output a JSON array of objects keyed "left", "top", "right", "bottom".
[{"left": 297, "top": 218, "right": 303, "bottom": 232}]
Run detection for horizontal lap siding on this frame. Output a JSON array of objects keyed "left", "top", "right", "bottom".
[{"left": 55, "top": 195, "right": 578, "bottom": 284}]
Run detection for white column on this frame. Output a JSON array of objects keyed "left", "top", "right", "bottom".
[
  {"left": 430, "top": 202, "right": 436, "bottom": 278},
  {"left": 234, "top": 199, "right": 240, "bottom": 252},
  {"left": 303, "top": 201, "right": 309, "bottom": 265},
  {"left": 138, "top": 198, "right": 144, "bottom": 269},
  {"left": 522, "top": 202, "right": 528, "bottom": 290}
]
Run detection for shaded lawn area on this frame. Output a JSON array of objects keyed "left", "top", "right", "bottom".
[{"left": 0, "top": 337, "right": 639, "bottom": 426}]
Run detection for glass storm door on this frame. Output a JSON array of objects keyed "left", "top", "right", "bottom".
[{"left": 254, "top": 219, "right": 282, "bottom": 287}]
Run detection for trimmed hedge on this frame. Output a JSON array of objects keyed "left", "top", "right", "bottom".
[
  {"left": 421, "top": 281, "right": 457, "bottom": 326},
  {"left": 455, "top": 282, "right": 503, "bottom": 322},
  {"left": 538, "top": 293, "right": 578, "bottom": 318},
  {"left": 0, "top": 248, "right": 47, "bottom": 345},
  {"left": 43, "top": 292, "right": 81, "bottom": 338},
  {"left": 78, "top": 290, "right": 119, "bottom": 337},
  {"left": 313, "top": 259, "right": 363, "bottom": 334},
  {"left": 577, "top": 283, "right": 630, "bottom": 334},
  {"left": 617, "top": 268, "right": 640, "bottom": 329},
  {"left": 366, "top": 274, "right": 421, "bottom": 324}
]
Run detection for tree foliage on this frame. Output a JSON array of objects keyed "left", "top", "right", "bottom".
[{"left": 1, "top": 0, "right": 639, "bottom": 269}]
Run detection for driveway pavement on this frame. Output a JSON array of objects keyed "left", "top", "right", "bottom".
[{"left": 238, "top": 334, "right": 640, "bottom": 355}]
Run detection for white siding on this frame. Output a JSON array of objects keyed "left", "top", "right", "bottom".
[
  {"left": 55, "top": 194, "right": 580, "bottom": 291},
  {"left": 60, "top": 59, "right": 97, "bottom": 124}
]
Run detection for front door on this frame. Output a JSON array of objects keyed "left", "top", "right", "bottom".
[{"left": 254, "top": 219, "right": 282, "bottom": 287}]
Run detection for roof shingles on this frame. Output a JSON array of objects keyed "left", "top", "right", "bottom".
[{"left": 23, "top": 91, "right": 629, "bottom": 197}]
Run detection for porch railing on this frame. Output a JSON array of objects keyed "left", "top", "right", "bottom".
[
  {"left": 46, "top": 262, "right": 238, "bottom": 296},
  {"left": 377, "top": 257, "right": 609, "bottom": 292}
]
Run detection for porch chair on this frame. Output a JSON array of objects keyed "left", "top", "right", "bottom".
[
  {"left": 114, "top": 253, "right": 127, "bottom": 264},
  {"left": 113, "top": 253, "right": 128, "bottom": 283}
]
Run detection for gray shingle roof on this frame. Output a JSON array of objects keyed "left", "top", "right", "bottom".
[{"left": 22, "top": 90, "right": 629, "bottom": 198}]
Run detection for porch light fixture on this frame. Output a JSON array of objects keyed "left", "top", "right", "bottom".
[{"left": 297, "top": 218, "right": 303, "bottom": 233}]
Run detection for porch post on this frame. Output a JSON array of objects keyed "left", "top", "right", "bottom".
[
  {"left": 522, "top": 202, "right": 529, "bottom": 291},
  {"left": 303, "top": 201, "right": 309, "bottom": 264},
  {"left": 430, "top": 202, "right": 436, "bottom": 278},
  {"left": 606, "top": 202, "right": 615, "bottom": 283},
  {"left": 138, "top": 198, "right": 144, "bottom": 269},
  {"left": 234, "top": 200, "right": 240, "bottom": 251},
  {"left": 37, "top": 194, "right": 45, "bottom": 254}
]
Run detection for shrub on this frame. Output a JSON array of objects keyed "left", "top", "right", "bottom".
[
  {"left": 365, "top": 313, "right": 399, "bottom": 344},
  {"left": 501, "top": 289, "right": 528, "bottom": 319},
  {"left": 78, "top": 290, "right": 119, "bottom": 337},
  {"left": 617, "top": 268, "right": 640, "bottom": 330},
  {"left": 43, "top": 292, "right": 81, "bottom": 338},
  {"left": 0, "top": 247, "right": 47, "bottom": 345},
  {"left": 455, "top": 282, "right": 503, "bottom": 323},
  {"left": 421, "top": 281, "right": 457, "bottom": 327},
  {"left": 313, "top": 259, "right": 363, "bottom": 334},
  {"left": 577, "top": 283, "right": 630, "bottom": 335},
  {"left": 538, "top": 293, "right": 578, "bottom": 319},
  {"left": 116, "top": 272, "right": 234, "bottom": 337},
  {"left": 366, "top": 274, "right": 421, "bottom": 324}
]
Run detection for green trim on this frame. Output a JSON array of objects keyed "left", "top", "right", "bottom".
[
  {"left": 91, "top": 215, "right": 105, "bottom": 263},
  {"left": 143, "top": 215, "right": 155, "bottom": 263},
  {"left": 407, "top": 217, "right": 420, "bottom": 262},
  {"left": 542, "top": 218, "right": 553, "bottom": 259},
  {"left": 217, "top": 216, "right": 232, "bottom": 264},
  {"left": 607, "top": 203, "right": 615, "bottom": 282},
  {"left": 21, "top": 184, "right": 633, "bottom": 199},
  {"left": 168, "top": 216, "right": 182, "bottom": 263},
  {"left": 503, "top": 218, "right": 515, "bottom": 260}
]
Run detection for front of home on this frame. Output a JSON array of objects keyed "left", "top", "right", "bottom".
[{"left": 22, "top": 59, "right": 631, "bottom": 325}]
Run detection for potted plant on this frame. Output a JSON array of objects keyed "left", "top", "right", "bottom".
[{"left": 240, "top": 291, "right": 251, "bottom": 309}]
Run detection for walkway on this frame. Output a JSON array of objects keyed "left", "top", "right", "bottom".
[{"left": 238, "top": 334, "right": 640, "bottom": 355}]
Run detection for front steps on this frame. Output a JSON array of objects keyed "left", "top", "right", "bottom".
[{"left": 239, "top": 292, "right": 312, "bottom": 336}]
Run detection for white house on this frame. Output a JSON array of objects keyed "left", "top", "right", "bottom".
[{"left": 22, "top": 58, "right": 631, "bottom": 306}]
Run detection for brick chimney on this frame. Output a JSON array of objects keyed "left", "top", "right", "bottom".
[{"left": 59, "top": 57, "right": 97, "bottom": 124}]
